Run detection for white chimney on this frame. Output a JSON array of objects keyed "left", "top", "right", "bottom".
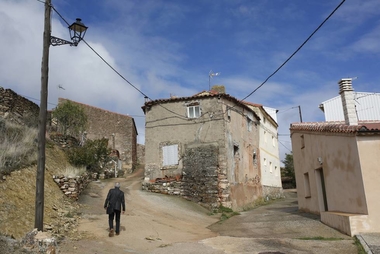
[{"left": 338, "top": 78, "right": 358, "bottom": 126}]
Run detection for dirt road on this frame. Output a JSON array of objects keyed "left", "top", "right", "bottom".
[
  {"left": 58, "top": 169, "right": 358, "bottom": 254},
  {"left": 58, "top": 168, "right": 220, "bottom": 253}
]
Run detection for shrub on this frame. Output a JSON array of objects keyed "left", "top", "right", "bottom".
[{"left": 66, "top": 138, "right": 111, "bottom": 173}]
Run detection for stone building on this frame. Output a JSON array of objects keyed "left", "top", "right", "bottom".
[
  {"left": 0, "top": 86, "right": 39, "bottom": 126},
  {"left": 142, "top": 88, "right": 280, "bottom": 210},
  {"left": 57, "top": 98, "right": 138, "bottom": 170}
]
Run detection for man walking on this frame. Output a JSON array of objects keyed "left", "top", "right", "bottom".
[{"left": 104, "top": 182, "right": 125, "bottom": 237}]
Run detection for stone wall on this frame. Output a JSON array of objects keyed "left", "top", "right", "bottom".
[
  {"left": 137, "top": 144, "right": 145, "bottom": 165},
  {"left": 53, "top": 173, "right": 92, "bottom": 200},
  {"left": 0, "top": 87, "right": 39, "bottom": 127},
  {"left": 182, "top": 144, "right": 220, "bottom": 210},
  {"left": 142, "top": 144, "right": 221, "bottom": 210},
  {"left": 58, "top": 98, "right": 138, "bottom": 169}
]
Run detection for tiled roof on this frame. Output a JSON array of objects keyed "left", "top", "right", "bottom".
[
  {"left": 290, "top": 121, "right": 380, "bottom": 134},
  {"left": 143, "top": 92, "right": 261, "bottom": 121}
]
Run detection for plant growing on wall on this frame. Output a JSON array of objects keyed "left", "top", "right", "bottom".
[{"left": 52, "top": 100, "right": 87, "bottom": 137}]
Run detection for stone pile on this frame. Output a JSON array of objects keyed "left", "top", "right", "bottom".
[
  {"left": 53, "top": 174, "right": 91, "bottom": 200},
  {"left": 21, "top": 229, "right": 57, "bottom": 254}
]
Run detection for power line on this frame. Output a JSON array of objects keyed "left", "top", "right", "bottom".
[
  {"left": 50, "top": 5, "right": 188, "bottom": 120},
  {"left": 278, "top": 140, "right": 292, "bottom": 153},
  {"left": 239, "top": 0, "right": 346, "bottom": 102}
]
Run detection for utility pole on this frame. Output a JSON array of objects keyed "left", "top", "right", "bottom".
[
  {"left": 35, "top": 0, "right": 51, "bottom": 231},
  {"left": 298, "top": 105, "right": 303, "bottom": 123}
]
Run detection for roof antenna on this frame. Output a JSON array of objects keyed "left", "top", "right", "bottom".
[{"left": 209, "top": 70, "right": 220, "bottom": 91}]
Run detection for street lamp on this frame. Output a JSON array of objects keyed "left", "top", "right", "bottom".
[
  {"left": 35, "top": 0, "right": 88, "bottom": 231},
  {"left": 50, "top": 18, "right": 88, "bottom": 46}
]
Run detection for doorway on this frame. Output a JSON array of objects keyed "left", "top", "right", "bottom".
[{"left": 315, "top": 168, "right": 328, "bottom": 212}]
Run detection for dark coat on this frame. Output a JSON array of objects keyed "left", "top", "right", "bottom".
[{"left": 104, "top": 187, "right": 125, "bottom": 214}]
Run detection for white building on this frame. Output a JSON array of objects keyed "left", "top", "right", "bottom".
[
  {"left": 245, "top": 103, "right": 282, "bottom": 195},
  {"left": 319, "top": 90, "right": 380, "bottom": 121}
]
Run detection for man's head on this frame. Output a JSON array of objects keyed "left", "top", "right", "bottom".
[{"left": 115, "top": 182, "right": 120, "bottom": 188}]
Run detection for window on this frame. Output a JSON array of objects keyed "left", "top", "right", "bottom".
[
  {"left": 301, "top": 134, "right": 305, "bottom": 149},
  {"left": 269, "top": 161, "right": 273, "bottom": 173},
  {"left": 246, "top": 112, "right": 254, "bottom": 132},
  {"left": 187, "top": 105, "right": 201, "bottom": 118},
  {"left": 247, "top": 117, "right": 253, "bottom": 131},
  {"left": 162, "top": 144, "right": 178, "bottom": 166},
  {"left": 263, "top": 158, "right": 267, "bottom": 171},
  {"left": 272, "top": 136, "right": 276, "bottom": 147}
]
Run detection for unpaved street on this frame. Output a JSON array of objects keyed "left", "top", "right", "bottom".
[
  {"left": 58, "top": 169, "right": 357, "bottom": 254},
  {"left": 58, "top": 168, "right": 220, "bottom": 253}
]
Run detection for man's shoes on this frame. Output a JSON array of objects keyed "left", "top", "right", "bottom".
[
  {"left": 115, "top": 232, "right": 120, "bottom": 236},
  {"left": 109, "top": 229, "right": 114, "bottom": 237}
]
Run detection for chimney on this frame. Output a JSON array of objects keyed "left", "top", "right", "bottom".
[
  {"left": 338, "top": 78, "right": 358, "bottom": 126},
  {"left": 211, "top": 85, "right": 226, "bottom": 94}
]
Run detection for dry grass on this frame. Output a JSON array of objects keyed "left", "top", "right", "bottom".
[
  {"left": 0, "top": 144, "right": 80, "bottom": 239},
  {"left": 58, "top": 166, "right": 87, "bottom": 177},
  {"left": 0, "top": 119, "right": 38, "bottom": 174}
]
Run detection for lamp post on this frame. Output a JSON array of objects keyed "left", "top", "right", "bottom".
[{"left": 35, "top": 0, "right": 88, "bottom": 231}]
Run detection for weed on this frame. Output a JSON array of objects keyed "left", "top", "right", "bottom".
[
  {"left": 58, "top": 166, "right": 87, "bottom": 177},
  {"left": 354, "top": 236, "right": 366, "bottom": 254},
  {"left": 214, "top": 205, "right": 240, "bottom": 222}
]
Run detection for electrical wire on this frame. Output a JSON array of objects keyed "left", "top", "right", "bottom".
[
  {"left": 278, "top": 140, "right": 292, "bottom": 152},
  {"left": 49, "top": 1, "right": 346, "bottom": 126},
  {"left": 50, "top": 5, "right": 188, "bottom": 120},
  {"left": 239, "top": 0, "right": 346, "bottom": 102}
]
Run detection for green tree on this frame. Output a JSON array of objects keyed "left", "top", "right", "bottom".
[
  {"left": 52, "top": 100, "right": 87, "bottom": 136},
  {"left": 281, "top": 152, "right": 296, "bottom": 188},
  {"left": 67, "top": 138, "right": 111, "bottom": 173}
]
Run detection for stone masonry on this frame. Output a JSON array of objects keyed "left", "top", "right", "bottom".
[
  {"left": 58, "top": 98, "right": 138, "bottom": 170},
  {"left": 0, "top": 86, "right": 39, "bottom": 127}
]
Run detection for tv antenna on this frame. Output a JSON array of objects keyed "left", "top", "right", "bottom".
[{"left": 209, "top": 70, "right": 220, "bottom": 91}]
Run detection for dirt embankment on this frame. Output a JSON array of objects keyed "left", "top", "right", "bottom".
[{"left": 0, "top": 145, "right": 80, "bottom": 240}]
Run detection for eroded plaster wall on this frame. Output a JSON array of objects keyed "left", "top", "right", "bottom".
[
  {"left": 224, "top": 102, "right": 262, "bottom": 209},
  {"left": 144, "top": 96, "right": 263, "bottom": 210},
  {"left": 144, "top": 97, "right": 226, "bottom": 180}
]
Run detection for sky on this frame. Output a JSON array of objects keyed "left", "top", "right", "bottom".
[{"left": 1, "top": 0, "right": 380, "bottom": 163}]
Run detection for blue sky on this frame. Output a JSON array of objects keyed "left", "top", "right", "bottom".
[{"left": 1, "top": 0, "right": 379, "bottom": 162}]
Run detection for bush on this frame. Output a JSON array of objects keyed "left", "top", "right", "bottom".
[
  {"left": 66, "top": 138, "right": 111, "bottom": 173},
  {"left": 0, "top": 118, "right": 37, "bottom": 175}
]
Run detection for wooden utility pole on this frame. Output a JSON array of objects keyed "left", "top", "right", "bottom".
[
  {"left": 298, "top": 105, "right": 303, "bottom": 123},
  {"left": 35, "top": 0, "right": 51, "bottom": 231}
]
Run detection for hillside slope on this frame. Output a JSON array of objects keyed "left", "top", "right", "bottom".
[{"left": 0, "top": 145, "right": 79, "bottom": 239}]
